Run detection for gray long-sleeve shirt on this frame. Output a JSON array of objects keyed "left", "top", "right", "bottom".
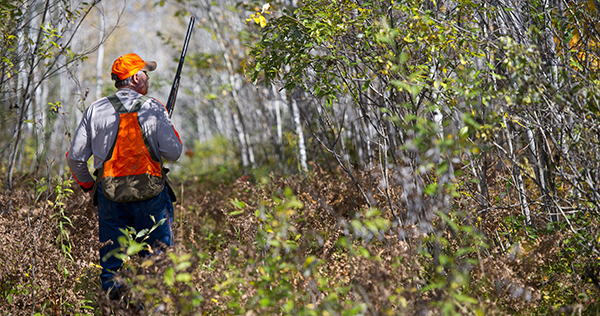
[{"left": 66, "top": 88, "right": 183, "bottom": 189}]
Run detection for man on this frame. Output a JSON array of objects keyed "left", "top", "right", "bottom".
[{"left": 66, "top": 53, "right": 183, "bottom": 296}]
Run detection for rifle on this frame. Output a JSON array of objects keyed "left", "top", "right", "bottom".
[{"left": 166, "top": 16, "right": 196, "bottom": 117}]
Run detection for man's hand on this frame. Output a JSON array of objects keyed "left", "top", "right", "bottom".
[{"left": 81, "top": 182, "right": 95, "bottom": 201}]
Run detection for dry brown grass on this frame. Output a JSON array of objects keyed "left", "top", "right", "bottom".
[{"left": 0, "top": 166, "right": 598, "bottom": 315}]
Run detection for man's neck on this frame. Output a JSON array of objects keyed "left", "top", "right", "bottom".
[{"left": 117, "top": 87, "right": 142, "bottom": 95}]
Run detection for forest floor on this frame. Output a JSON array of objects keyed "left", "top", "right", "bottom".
[{"left": 0, "top": 168, "right": 599, "bottom": 315}]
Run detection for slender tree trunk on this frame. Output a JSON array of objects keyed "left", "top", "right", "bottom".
[
  {"left": 203, "top": 2, "right": 255, "bottom": 168},
  {"left": 541, "top": 0, "right": 560, "bottom": 222},
  {"left": 95, "top": 13, "right": 105, "bottom": 100},
  {"left": 213, "top": 106, "right": 224, "bottom": 137},
  {"left": 30, "top": 76, "right": 48, "bottom": 175},
  {"left": 272, "top": 84, "right": 284, "bottom": 162},
  {"left": 7, "top": 0, "right": 50, "bottom": 191},
  {"left": 504, "top": 116, "right": 531, "bottom": 224},
  {"left": 290, "top": 94, "right": 308, "bottom": 172},
  {"left": 28, "top": 65, "right": 45, "bottom": 175},
  {"left": 232, "top": 109, "right": 250, "bottom": 167},
  {"left": 193, "top": 77, "right": 210, "bottom": 144}
]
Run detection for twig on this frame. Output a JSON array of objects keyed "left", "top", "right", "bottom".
[
  {"left": 353, "top": 280, "right": 376, "bottom": 316},
  {"left": 29, "top": 159, "right": 53, "bottom": 315}
]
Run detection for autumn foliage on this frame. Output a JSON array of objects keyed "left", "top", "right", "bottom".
[{"left": 2, "top": 0, "right": 600, "bottom": 315}]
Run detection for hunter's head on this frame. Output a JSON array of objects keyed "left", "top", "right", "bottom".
[{"left": 111, "top": 53, "right": 156, "bottom": 95}]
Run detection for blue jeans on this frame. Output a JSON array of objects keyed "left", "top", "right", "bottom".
[{"left": 97, "top": 182, "right": 174, "bottom": 290}]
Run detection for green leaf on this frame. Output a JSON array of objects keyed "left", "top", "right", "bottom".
[
  {"left": 175, "top": 261, "right": 192, "bottom": 271},
  {"left": 136, "top": 228, "right": 149, "bottom": 239},
  {"left": 164, "top": 267, "right": 175, "bottom": 286},
  {"left": 175, "top": 273, "right": 191, "bottom": 282},
  {"left": 260, "top": 297, "right": 271, "bottom": 307},
  {"left": 438, "top": 212, "right": 460, "bottom": 233},
  {"left": 421, "top": 281, "right": 445, "bottom": 292},
  {"left": 231, "top": 198, "right": 246, "bottom": 209},
  {"left": 459, "top": 126, "right": 469, "bottom": 138},
  {"left": 454, "top": 293, "right": 478, "bottom": 304},
  {"left": 284, "top": 300, "right": 294, "bottom": 312},
  {"left": 455, "top": 246, "right": 475, "bottom": 257},
  {"left": 365, "top": 208, "right": 380, "bottom": 218},
  {"left": 126, "top": 241, "right": 145, "bottom": 256},
  {"left": 365, "top": 220, "right": 378, "bottom": 232},
  {"left": 358, "top": 246, "right": 370, "bottom": 258},
  {"left": 424, "top": 183, "right": 438, "bottom": 195}
]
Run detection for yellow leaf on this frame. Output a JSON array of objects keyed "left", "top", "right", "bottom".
[
  {"left": 240, "top": 60, "right": 246, "bottom": 73},
  {"left": 259, "top": 15, "right": 267, "bottom": 28},
  {"left": 512, "top": 119, "right": 525, "bottom": 128},
  {"left": 588, "top": 0, "right": 597, "bottom": 12}
]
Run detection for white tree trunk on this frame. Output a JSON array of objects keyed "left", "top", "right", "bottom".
[
  {"left": 290, "top": 97, "right": 308, "bottom": 172},
  {"left": 232, "top": 110, "right": 250, "bottom": 167},
  {"left": 504, "top": 115, "right": 531, "bottom": 224},
  {"left": 95, "top": 13, "right": 105, "bottom": 100},
  {"left": 272, "top": 84, "right": 283, "bottom": 156},
  {"left": 204, "top": 2, "right": 254, "bottom": 168},
  {"left": 7, "top": 0, "right": 39, "bottom": 189}
]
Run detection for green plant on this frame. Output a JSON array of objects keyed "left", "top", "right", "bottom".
[
  {"left": 49, "top": 176, "right": 75, "bottom": 264},
  {"left": 101, "top": 216, "right": 205, "bottom": 314},
  {"left": 103, "top": 215, "right": 166, "bottom": 264},
  {"left": 417, "top": 211, "right": 488, "bottom": 315}
]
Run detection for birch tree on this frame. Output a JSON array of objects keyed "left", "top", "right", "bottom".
[
  {"left": 198, "top": 0, "right": 255, "bottom": 169},
  {"left": 0, "top": 0, "right": 114, "bottom": 190},
  {"left": 245, "top": 0, "right": 599, "bottom": 240}
]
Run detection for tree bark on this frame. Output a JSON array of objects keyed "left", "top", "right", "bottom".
[
  {"left": 7, "top": 0, "right": 50, "bottom": 191},
  {"left": 95, "top": 13, "right": 105, "bottom": 100},
  {"left": 504, "top": 116, "right": 532, "bottom": 225},
  {"left": 290, "top": 94, "right": 308, "bottom": 172}
]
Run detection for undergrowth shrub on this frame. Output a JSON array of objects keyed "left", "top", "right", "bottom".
[
  {"left": 0, "top": 174, "right": 99, "bottom": 315},
  {"left": 104, "top": 170, "right": 493, "bottom": 315},
  {"left": 1, "top": 164, "right": 599, "bottom": 315}
]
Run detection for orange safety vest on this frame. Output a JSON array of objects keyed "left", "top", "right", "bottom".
[{"left": 97, "top": 94, "right": 165, "bottom": 202}]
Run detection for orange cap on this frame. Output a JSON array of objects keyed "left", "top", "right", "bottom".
[{"left": 111, "top": 53, "right": 157, "bottom": 80}]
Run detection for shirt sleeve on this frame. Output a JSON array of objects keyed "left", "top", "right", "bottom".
[
  {"left": 153, "top": 98, "right": 183, "bottom": 161},
  {"left": 66, "top": 108, "right": 95, "bottom": 190}
]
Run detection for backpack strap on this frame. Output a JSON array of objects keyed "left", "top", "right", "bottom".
[
  {"left": 107, "top": 94, "right": 151, "bottom": 113},
  {"left": 131, "top": 95, "right": 151, "bottom": 112},
  {"left": 106, "top": 94, "right": 127, "bottom": 114}
]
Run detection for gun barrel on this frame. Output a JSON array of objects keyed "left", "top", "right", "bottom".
[{"left": 166, "top": 16, "right": 196, "bottom": 117}]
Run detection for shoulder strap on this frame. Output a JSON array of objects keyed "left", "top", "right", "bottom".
[
  {"left": 131, "top": 95, "right": 151, "bottom": 112},
  {"left": 106, "top": 94, "right": 127, "bottom": 114},
  {"left": 106, "top": 94, "right": 152, "bottom": 113}
]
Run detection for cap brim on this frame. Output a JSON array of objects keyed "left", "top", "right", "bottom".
[{"left": 142, "top": 61, "right": 157, "bottom": 72}]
